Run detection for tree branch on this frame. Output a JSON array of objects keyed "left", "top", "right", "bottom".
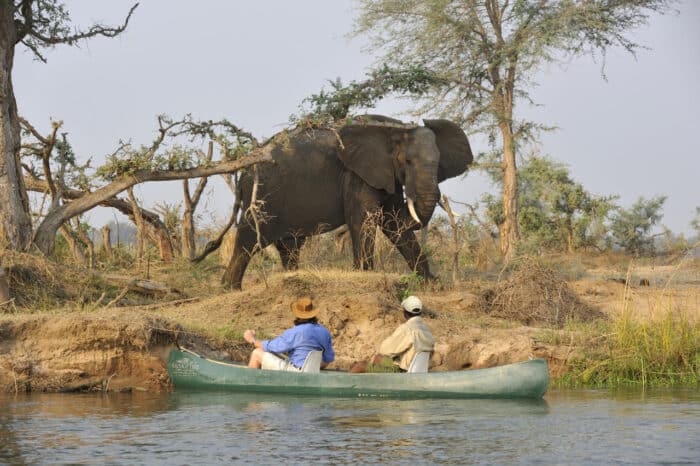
[{"left": 29, "top": 3, "right": 138, "bottom": 46}]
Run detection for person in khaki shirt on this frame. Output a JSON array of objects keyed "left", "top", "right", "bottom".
[{"left": 351, "top": 295, "right": 435, "bottom": 372}]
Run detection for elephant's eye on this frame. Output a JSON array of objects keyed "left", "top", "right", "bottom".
[{"left": 405, "top": 159, "right": 412, "bottom": 165}]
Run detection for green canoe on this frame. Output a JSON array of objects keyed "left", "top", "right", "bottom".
[{"left": 167, "top": 349, "right": 549, "bottom": 399}]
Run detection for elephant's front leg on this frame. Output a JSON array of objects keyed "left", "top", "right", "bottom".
[
  {"left": 344, "top": 196, "right": 382, "bottom": 270},
  {"left": 343, "top": 173, "right": 388, "bottom": 270},
  {"left": 346, "top": 210, "right": 380, "bottom": 270},
  {"left": 380, "top": 219, "right": 431, "bottom": 278}
]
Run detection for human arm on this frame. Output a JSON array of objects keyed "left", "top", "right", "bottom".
[
  {"left": 261, "top": 328, "right": 296, "bottom": 354},
  {"left": 378, "top": 325, "right": 412, "bottom": 357},
  {"left": 321, "top": 327, "right": 335, "bottom": 365}
]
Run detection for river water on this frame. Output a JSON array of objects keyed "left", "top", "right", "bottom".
[{"left": 1, "top": 389, "right": 698, "bottom": 465}]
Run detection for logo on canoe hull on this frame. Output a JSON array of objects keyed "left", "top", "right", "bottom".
[{"left": 171, "top": 358, "right": 200, "bottom": 377}]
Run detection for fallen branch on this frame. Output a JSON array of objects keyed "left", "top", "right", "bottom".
[
  {"left": 104, "top": 286, "right": 130, "bottom": 309},
  {"left": 128, "top": 297, "right": 200, "bottom": 311},
  {"left": 102, "top": 274, "right": 180, "bottom": 296}
]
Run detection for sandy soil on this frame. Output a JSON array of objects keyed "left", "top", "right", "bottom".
[{"left": 1, "top": 263, "right": 697, "bottom": 393}]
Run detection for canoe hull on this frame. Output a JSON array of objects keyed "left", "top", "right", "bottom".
[{"left": 167, "top": 349, "right": 549, "bottom": 399}]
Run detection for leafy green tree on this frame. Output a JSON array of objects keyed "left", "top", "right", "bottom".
[
  {"left": 480, "top": 154, "right": 615, "bottom": 252},
  {"left": 609, "top": 195, "right": 667, "bottom": 255},
  {"left": 353, "top": 0, "right": 674, "bottom": 261}
]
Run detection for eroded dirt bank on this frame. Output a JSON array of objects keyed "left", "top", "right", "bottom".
[{"left": 1, "top": 267, "right": 696, "bottom": 393}]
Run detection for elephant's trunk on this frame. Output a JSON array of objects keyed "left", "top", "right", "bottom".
[{"left": 414, "top": 193, "right": 439, "bottom": 225}]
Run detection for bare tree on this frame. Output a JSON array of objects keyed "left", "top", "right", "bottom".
[
  {"left": 181, "top": 141, "right": 213, "bottom": 260},
  {"left": 0, "top": 1, "right": 137, "bottom": 250}
]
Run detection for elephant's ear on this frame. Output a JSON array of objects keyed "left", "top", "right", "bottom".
[
  {"left": 423, "top": 119, "right": 473, "bottom": 182},
  {"left": 338, "top": 125, "right": 397, "bottom": 194}
]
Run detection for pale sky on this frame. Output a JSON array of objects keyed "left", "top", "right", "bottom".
[{"left": 14, "top": 0, "right": 700, "bottom": 235}]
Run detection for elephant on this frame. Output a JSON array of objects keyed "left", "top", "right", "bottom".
[{"left": 222, "top": 115, "right": 473, "bottom": 289}]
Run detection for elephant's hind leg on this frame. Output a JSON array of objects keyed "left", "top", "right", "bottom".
[
  {"left": 222, "top": 225, "right": 265, "bottom": 290},
  {"left": 275, "top": 236, "right": 306, "bottom": 271}
]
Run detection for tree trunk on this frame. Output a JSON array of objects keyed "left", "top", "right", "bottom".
[
  {"left": 0, "top": 258, "right": 10, "bottom": 304},
  {"left": 145, "top": 222, "right": 173, "bottom": 263},
  {"left": 565, "top": 216, "right": 574, "bottom": 254},
  {"left": 0, "top": 7, "right": 32, "bottom": 250},
  {"left": 73, "top": 219, "right": 95, "bottom": 268},
  {"left": 181, "top": 177, "right": 196, "bottom": 260},
  {"left": 126, "top": 188, "right": 145, "bottom": 264},
  {"left": 181, "top": 142, "right": 212, "bottom": 260},
  {"left": 102, "top": 225, "right": 113, "bottom": 258},
  {"left": 60, "top": 224, "right": 87, "bottom": 265},
  {"left": 499, "top": 122, "right": 519, "bottom": 262},
  {"left": 181, "top": 208, "right": 195, "bottom": 260}
]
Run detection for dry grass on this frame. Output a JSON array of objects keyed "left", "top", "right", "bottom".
[
  {"left": 1, "top": 251, "right": 121, "bottom": 311},
  {"left": 474, "top": 258, "right": 606, "bottom": 327}
]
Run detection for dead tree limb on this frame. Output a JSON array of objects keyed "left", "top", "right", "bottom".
[
  {"left": 126, "top": 187, "right": 145, "bottom": 264},
  {"left": 191, "top": 207, "right": 238, "bottom": 264},
  {"left": 31, "top": 147, "right": 273, "bottom": 255},
  {"left": 441, "top": 195, "right": 461, "bottom": 284}
]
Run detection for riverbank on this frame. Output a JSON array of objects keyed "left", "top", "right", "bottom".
[{"left": 1, "top": 258, "right": 698, "bottom": 393}]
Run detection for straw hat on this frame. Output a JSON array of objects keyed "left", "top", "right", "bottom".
[{"left": 291, "top": 297, "right": 318, "bottom": 319}]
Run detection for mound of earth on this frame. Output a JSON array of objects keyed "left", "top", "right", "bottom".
[
  {"left": 475, "top": 260, "right": 607, "bottom": 327},
  {"left": 0, "top": 313, "right": 190, "bottom": 393}
]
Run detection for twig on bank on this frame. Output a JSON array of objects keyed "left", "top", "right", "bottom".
[
  {"left": 0, "top": 298, "right": 15, "bottom": 307},
  {"left": 103, "top": 373, "right": 116, "bottom": 393},
  {"left": 129, "top": 297, "right": 200, "bottom": 311},
  {"left": 94, "top": 292, "right": 107, "bottom": 307},
  {"left": 104, "top": 286, "right": 129, "bottom": 309}
]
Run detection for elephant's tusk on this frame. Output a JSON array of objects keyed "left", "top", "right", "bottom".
[
  {"left": 407, "top": 198, "right": 422, "bottom": 226},
  {"left": 438, "top": 198, "right": 447, "bottom": 212}
]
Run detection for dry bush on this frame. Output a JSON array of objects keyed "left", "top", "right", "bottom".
[
  {"left": 475, "top": 258, "right": 606, "bottom": 327},
  {"left": 1, "top": 251, "right": 102, "bottom": 309}
]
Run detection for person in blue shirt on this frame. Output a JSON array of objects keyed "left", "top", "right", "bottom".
[{"left": 243, "top": 297, "right": 335, "bottom": 371}]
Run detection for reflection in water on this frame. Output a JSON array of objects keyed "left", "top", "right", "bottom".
[{"left": 0, "top": 389, "right": 698, "bottom": 465}]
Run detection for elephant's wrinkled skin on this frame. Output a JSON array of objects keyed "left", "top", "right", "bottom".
[{"left": 223, "top": 116, "right": 473, "bottom": 289}]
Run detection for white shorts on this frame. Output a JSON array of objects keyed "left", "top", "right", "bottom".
[{"left": 261, "top": 352, "right": 301, "bottom": 372}]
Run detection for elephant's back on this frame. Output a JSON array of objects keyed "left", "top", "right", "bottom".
[{"left": 262, "top": 129, "right": 345, "bottom": 233}]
